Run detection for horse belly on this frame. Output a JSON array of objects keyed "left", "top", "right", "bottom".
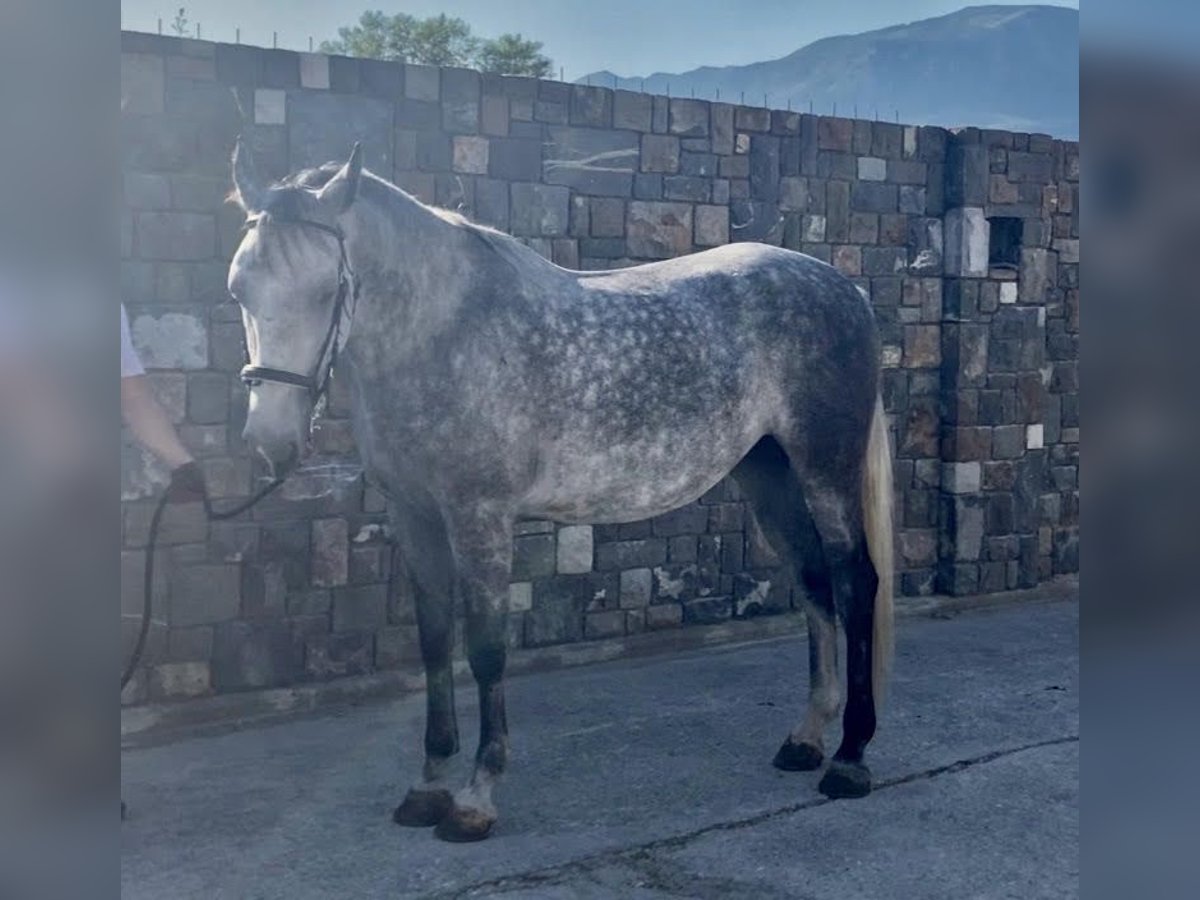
[{"left": 520, "top": 426, "right": 759, "bottom": 525}]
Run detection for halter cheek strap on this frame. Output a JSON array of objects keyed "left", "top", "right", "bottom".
[{"left": 238, "top": 215, "right": 359, "bottom": 402}]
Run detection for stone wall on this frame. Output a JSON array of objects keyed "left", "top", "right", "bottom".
[{"left": 119, "top": 32, "right": 1079, "bottom": 705}]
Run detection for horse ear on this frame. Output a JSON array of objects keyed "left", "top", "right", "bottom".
[
  {"left": 316, "top": 143, "right": 363, "bottom": 213},
  {"left": 230, "top": 136, "right": 264, "bottom": 212}
]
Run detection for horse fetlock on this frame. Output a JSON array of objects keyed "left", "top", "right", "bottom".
[{"left": 818, "top": 759, "right": 873, "bottom": 799}]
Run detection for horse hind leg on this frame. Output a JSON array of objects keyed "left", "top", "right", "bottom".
[
  {"left": 780, "top": 398, "right": 893, "bottom": 800},
  {"left": 730, "top": 437, "right": 841, "bottom": 773}
]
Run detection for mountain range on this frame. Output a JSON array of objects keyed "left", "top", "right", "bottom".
[{"left": 580, "top": 5, "right": 1078, "bottom": 139}]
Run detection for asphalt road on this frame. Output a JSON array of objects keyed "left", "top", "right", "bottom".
[{"left": 121, "top": 597, "right": 1078, "bottom": 899}]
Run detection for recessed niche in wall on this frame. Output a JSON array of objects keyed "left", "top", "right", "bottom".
[{"left": 988, "top": 216, "right": 1021, "bottom": 277}]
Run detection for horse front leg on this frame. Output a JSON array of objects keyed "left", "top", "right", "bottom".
[
  {"left": 434, "top": 514, "right": 513, "bottom": 843},
  {"left": 389, "top": 504, "right": 461, "bottom": 828}
]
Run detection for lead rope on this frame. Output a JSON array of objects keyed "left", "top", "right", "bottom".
[{"left": 120, "top": 475, "right": 287, "bottom": 690}]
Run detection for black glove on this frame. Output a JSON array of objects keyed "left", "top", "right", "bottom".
[{"left": 165, "top": 461, "right": 207, "bottom": 505}]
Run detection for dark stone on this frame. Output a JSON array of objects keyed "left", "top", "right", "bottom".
[
  {"left": 992, "top": 425, "right": 1025, "bottom": 459},
  {"left": 526, "top": 576, "right": 592, "bottom": 646},
  {"left": 305, "top": 631, "right": 374, "bottom": 680},
  {"left": 680, "top": 152, "right": 718, "bottom": 177},
  {"left": 211, "top": 621, "right": 301, "bottom": 690},
  {"left": 487, "top": 137, "right": 542, "bottom": 181},
  {"left": 358, "top": 58, "right": 402, "bottom": 97},
  {"left": 682, "top": 596, "right": 732, "bottom": 624},
  {"left": 570, "top": 85, "right": 613, "bottom": 128},
  {"left": 749, "top": 135, "right": 781, "bottom": 201},
  {"left": 289, "top": 92, "right": 393, "bottom": 173},
  {"left": 595, "top": 539, "right": 668, "bottom": 571},
  {"left": 946, "top": 144, "right": 988, "bottom": 206},
  {"left": 512, "top": 533, "right": 556, "bottom": 579},
  {"left": 850, "top": 181, "right": 899, "bottom": 213},
  {"left": 328, "top": 56, "right": 361, "bottom": 93},
  {"left": 663, "top": 175, "right": 710, "bottom": 202},
  {"left": 544, "top": 127, "right": 638, "bottom": 195},
  {"left": 474, "top": 178, "right": 509, "bottom": 230},
  {"left": 652, "top": 504, "right": 709, "bottom": 537},
  {"left": 257, "top": 50, "right": 300, "bottom": 89},
  {"left": 331, "top": 584, "right": 387, "bottom": 632},
  {"left": 817, "top": 151, "right": 857, "bottom": 180}
]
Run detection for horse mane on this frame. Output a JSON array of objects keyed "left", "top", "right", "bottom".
[{"left": 245, "top": 162, "right": 537, "bottom": 271}]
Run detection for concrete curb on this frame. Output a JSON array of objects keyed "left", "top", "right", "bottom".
[{"left": 122, "top": 575, "right": 1077, "bottom": 747}]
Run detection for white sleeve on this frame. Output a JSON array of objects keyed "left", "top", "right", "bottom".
[{"left": 120, "top": 304, "right": 145, "bottom": 378}]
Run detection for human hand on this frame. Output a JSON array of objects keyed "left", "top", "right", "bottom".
[{"left": 165, "top": 461, "right": 207, "bottom": 505}]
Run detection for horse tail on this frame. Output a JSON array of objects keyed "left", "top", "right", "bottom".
[{"left": 862, "top": 392, "right": 895, "bottom": 705}]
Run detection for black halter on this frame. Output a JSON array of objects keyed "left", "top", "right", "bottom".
[{"left": 238, "top": 215, "right": 359, "bottom": 402}]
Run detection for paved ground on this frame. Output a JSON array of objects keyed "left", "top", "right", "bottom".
[{"left": 121, "top": 598, "right": 1078, "bottom": 899}]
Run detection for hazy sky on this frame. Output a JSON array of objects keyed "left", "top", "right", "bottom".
[{"left": 122, "top": 1, "right": 1079, "bottom": 81}]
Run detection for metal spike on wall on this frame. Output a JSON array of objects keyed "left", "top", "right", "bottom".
[
  {"left": 273, "top": 31, "right": 277, "bottom": 49},
  {"left": 236, "top": 27, "right": 240, "bottom": 44},
  {"left": 309, "top": 36, "right": 313, "bottom": 52},
  {"left": 157, "top": 17, "right": 162, "bottom": 34}
]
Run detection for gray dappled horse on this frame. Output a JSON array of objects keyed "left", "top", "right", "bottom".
[{"left": 228, "top": 141, "right": 894, "bottom": 842}]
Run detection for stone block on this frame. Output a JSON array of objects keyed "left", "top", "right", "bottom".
[
  {"left": 940, "top": 460, "right": 979, "bottom": 496},
  {"left": 627, "top": 201, "right": 693, "bottom": 259},
  {"left": 131, "top": 312, "right": 208, "bottom": 370},
  {"left": 850, "top": 213, "right": 878, "bottom": 244},
  {"left": 620, "top": 568, "right": 654, "bottom": 609},
  {"left": 943, "top": 207, "right": 989, "bottom": 277},
  {"left": 305, "top": 632, "right": 374, "bottom": 680},
  {"left": 311, "top": 518, "right": 349, "bottom": 587},
  {"left": 947, "top": 144, "right": 989, "bottom": 206},
  {"left": 695, "top": 205, "right": 729, "bottom": 246},
  {"left": 863, "top": 247, "right": 907, "bottom": 276},
  {"left": 544, "top": 127, "right": 638, "bottom": 194},
  {"left": 888, "top": 159, "right": 927, "bottom": 185},
  {"left": 817, "top": 117, "right": 853, "bottom": 151},
  {"left": 613, "top": 90, "right": 653, "bottom": 131},
  {"left": 405, "top": 64, "right": 440, "bottom": 101},
  {"left": 510, "top": 183, "right": 570, "bottom": 237},
  {"left": 149, "top": 662, "right": 211, "bottom": 700},
  {"left": 288, "top": 92, "right": 393, "bottom": 173},
  {"left": 646, "top": 603, "right": 683, "bottom": 629},
  {"left": 682, "top": 596, "right": 732, "bottom": 624},
  {"left": 903, "top": 325, "right": 941, "bottom": 368},
  {"left": 899, "top": 530, "right": 938, "bottom": 568},
  {"left": 669, "top": 99, "right": 709, "bottom": 136},
  {"left": 122, "top": 53, "right": 164, "bottom": 115},
  {"left": 992, "top": 425, "right": 1025, "bottom": 459},
  {"left": 858, "top": 157, "right": 886, "bottom": 181},
  {"left": 1019, "top": 248, "right": 1056, "bottom": 303},
  {"left": 184, "top": 372, "right": 228, "bottom": 424},
  {"left": 850, "top": 181, "right": 898, "bottom": 213},
  {"left": 652, "top": 504, "right": 709, "bottom": 537},
  {"left": 452, "top": 136, "right": 489, "bottom": 174},
  {"left": 513, "top": 532, "right": 557, "bottom": 579},
  {"left": 595, "top": 538, "right": 668, "bottom": 571},
  {"left": 663, "top": 175, "right": 710, "bottom": 202},
  {"left": 778, "top": 176, "right": 807, "bottom": 212},
  {"left": 332, "top": 584, "right": 387, "bottom": 632},
  {"left": 135, "top": 212, "right": 215, "bottom": 262},
  {"left": 557, "top": 526, "right": 594, "bottom": 574},
  {"left": 526, "top": 576, "right": 593, "bottom": 645},
  {"left": 585, "top": 610, "right": 626, "bottom": 639},
  {"left": 641, "top": 134, "right": 680, "bottom": 173},
  {"left": 169, "top": 564, "right": 240, "bottom": 626},
  {"left": 570, "top": 84, "right": 612, "bottom": 128},
  {"left": 375, "top": 626, "right": 420, "bottom": 670},
  {"left": 680, "top": 152, "right": 718, "bottom": 177}
]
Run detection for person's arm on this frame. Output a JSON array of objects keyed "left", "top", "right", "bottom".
[
  {"left": 120, "top": 374, "right": 193, "bottom": 470},
  {"left": 120, "top": 305, "right": 205, "bottom": 503}
]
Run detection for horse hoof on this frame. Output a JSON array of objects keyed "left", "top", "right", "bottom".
[
  {"left": 392, "top": 788, "right": 453, "bottom": 827},
  {"left": 773, "top": 739, "right": 824, "bottom": 771},
  {"left": 433, "top": 805, "right": 495, "bottom": 843},
  {"left": 819, "top": 760, "right": 872, "bottom": 799}
]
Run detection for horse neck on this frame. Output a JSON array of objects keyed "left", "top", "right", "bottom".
[{"left": 344, "top": 187, "right": 474, "bottom": 351}]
